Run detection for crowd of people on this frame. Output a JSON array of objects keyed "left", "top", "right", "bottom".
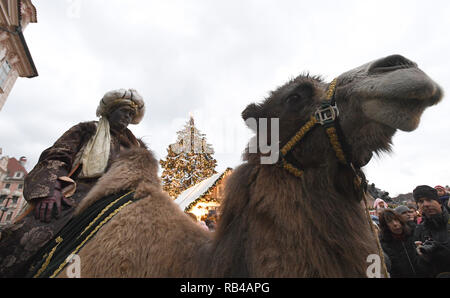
[{"left": 371, "top": 185, "right": 450, "bottom": 278}]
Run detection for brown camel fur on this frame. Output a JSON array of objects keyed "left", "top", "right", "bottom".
[{"left": 56, "top": 54, "right": 442, "bottom": 278}]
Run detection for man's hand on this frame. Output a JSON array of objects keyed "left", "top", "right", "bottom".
[
  {"left": 416, "top": 240, "right": 441, "bottom": 261},
  {"left": 34, "top": 181, "right": 73, "bottom": 223}
]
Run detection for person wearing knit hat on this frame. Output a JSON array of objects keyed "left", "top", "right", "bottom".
[
  {"left": 412, "top": 185, "right": 450, "bottom": 277},
  {"left": 394, "top": 205, "right": 410, "bottom": 221},
  {"left": 413, "top": 185, "right": 442, "bottom": 214},
  {"left": 395, "top": 205, "right": 417, "bottom": 230},
  {"left": 374, "top": 198, "right": 389, "bottom": 209},
  {"left": 435, "top": 185, "right": 445, "bottom": 192},
  {"left": 373, "top": 198, "right": 389, "bottom": 219},
  {"left": 434, "top": 185, "right": 449, "bottom": 209},
  {"left": 0, "top": 89, "right": 147, "bottom": 277}
]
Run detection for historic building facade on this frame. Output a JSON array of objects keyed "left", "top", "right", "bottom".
[
  {"left": 0, "top": 155, "right": 28, "bottom": 227},
  {"left": 0, "top": 0, "right": 37, "bottom": 111}
]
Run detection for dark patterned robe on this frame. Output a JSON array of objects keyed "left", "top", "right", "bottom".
[{"left": 0, "top": 121, "right": 144, "bottom": 277}]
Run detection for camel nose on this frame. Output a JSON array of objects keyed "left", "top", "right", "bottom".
[{"left": 368, "top": 54, "right": 417, "bottom": 74}]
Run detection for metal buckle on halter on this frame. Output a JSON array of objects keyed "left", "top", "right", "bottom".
[{"left": 314, "top": 104, "right": 339, "bottom": 125}]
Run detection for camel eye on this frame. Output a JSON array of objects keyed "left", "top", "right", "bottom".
[{"left": 285, "top": 94, "right": 300, "bottom": 104}]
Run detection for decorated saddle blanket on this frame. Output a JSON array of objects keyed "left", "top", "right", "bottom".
[{"left": 27, "top": 190, "right": 138, "bottom": 278}]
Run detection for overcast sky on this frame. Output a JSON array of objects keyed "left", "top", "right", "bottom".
[{"left": 0, "top": 0, "right": 449, "bottom": 197}]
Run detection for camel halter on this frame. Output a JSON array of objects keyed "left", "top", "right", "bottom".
[
  {"left": 279, "top": 78, "right": 365, "bottom": 204},
  {"left": 279, "top": 78, "right": 352, "bottom": 178},
  {"left": 278, "top": 78, "right": 389, "bottom": 277}
]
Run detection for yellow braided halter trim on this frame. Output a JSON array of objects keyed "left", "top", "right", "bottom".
[
  {"left": 326, "top": 78, "right": 338, "bottom": 100},
  {"left": 280, "top": 78, "right": 340, "bottom": 177},
  {"left": 325, "top": 127, "right": 347, "bottom": 164},
  {"left": 323, "top": 78, "right": 348, "bottom": 164},
  {"left": 280, "top": 115, "right": 317, "bottom": 156},
  {"left": 282, "top": 159, "right": 304, "bottom": 178},
  {"left": 279, "top": 77, "right": 387, "bottom": 276}
]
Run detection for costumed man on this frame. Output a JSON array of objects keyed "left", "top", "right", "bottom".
[{"left": 0, "top": 89, "right": 146, "bottom": 277}]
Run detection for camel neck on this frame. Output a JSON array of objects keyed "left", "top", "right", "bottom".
[{"left": 211, "top": 163, "right": 375, "bottom": 277}]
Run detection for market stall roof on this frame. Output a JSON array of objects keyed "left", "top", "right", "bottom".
[{"left": 174, "top": 168, "right": 231, "bottom": 212}]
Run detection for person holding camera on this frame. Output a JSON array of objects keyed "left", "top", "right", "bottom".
[{"left": 412, "top": 185, "right": 450, "bottom": 277}]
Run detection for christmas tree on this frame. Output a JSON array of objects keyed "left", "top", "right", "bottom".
[{"left": 160, "top": 116, "right": 217, "bottom": 198}]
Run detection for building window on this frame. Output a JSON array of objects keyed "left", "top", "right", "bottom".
[
  {"left": 18, "top": 184, "right": 23, "bottom": 190},
  {"left": 12, "top": 196, "right": 19, "bottom": 205},
  {"left": 0, "top": 194, "right": 6, "bottom": 204},
  {"left": 5, "top": 212, "right": 12, "bottom": 222},
  {"left": 0, "top": 60, "right": 11, "bottom": 89},
  {"left": 4, "top": 183, "right": 10, "bottom": 189},
  {"left": 14, "top": 171, "right": 23, "bottom": 179}
]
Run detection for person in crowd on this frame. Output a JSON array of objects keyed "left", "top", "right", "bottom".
[
  {"left": 374, "top": 198, "right": 388, "bottom": 215},
  {"left": 199, "top": 219, "right": 210, "bottom": 231},
  {"left": 406, "top": 203, "right": 419, "bottom": 224},
  {"left": 435, "top": 185, "right": 450, "bottom": 212},
  {"left": 395, "top": 205, "right": 416, "bottom": 230},
  {"left": 204, "top": 209, "right": 218, "bottom": 232},
  {"left": 378, "top": 209, "right": 427, "bottom": 278},
  {"left": 412, "top": 185, "right": 450, "bottom": 277},
  {"left": 0, "top": 89, "right": 146, "bottom": 277},
  {"left": 370, "top": 214, "right": 380, "bottom": 232},
  {"left": 372, "top": 198, "right": 388, "bottom": 226},
  {"left": 395, "top": 205, "right": 410, "bottom": 222}
]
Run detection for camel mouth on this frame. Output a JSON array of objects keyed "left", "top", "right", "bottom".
[
  {"left": 353, "top": 60, "right": 443, "bottom": 132},
  {"left": 361, "top": 97, "right": 429, "bottom": 132}
]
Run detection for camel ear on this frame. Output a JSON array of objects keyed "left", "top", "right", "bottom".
[
  {"left": 286, "top": 82, "right": 315, "bottom": 104},
  {"left": 297, "top": 82, "right": 315, "bottom": 98},
  {"left": 242, "top": 103, "right": 263, "bottom": 121},
  {"left": 285, "top": 82, "right": 316, "bottom": 108},
  {"left": 242, "top": 103, "right": 264, "bottom": 132}
]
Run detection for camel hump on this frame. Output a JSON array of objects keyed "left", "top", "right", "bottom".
[{"left": 75, "top": 147, "right": 160, "bottom": 216}]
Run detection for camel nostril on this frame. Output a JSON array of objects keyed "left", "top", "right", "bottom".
[{"left": 369, "top": 54, "right": 417, "bottom": 74}]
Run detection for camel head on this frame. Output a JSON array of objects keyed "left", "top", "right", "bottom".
[{"left": 242, "top": 54, "right": 443, "bottom": 170}]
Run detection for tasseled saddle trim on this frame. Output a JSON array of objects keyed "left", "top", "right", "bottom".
[{"left": 27, "top": 190, "right": 139, "bottom": 278}]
